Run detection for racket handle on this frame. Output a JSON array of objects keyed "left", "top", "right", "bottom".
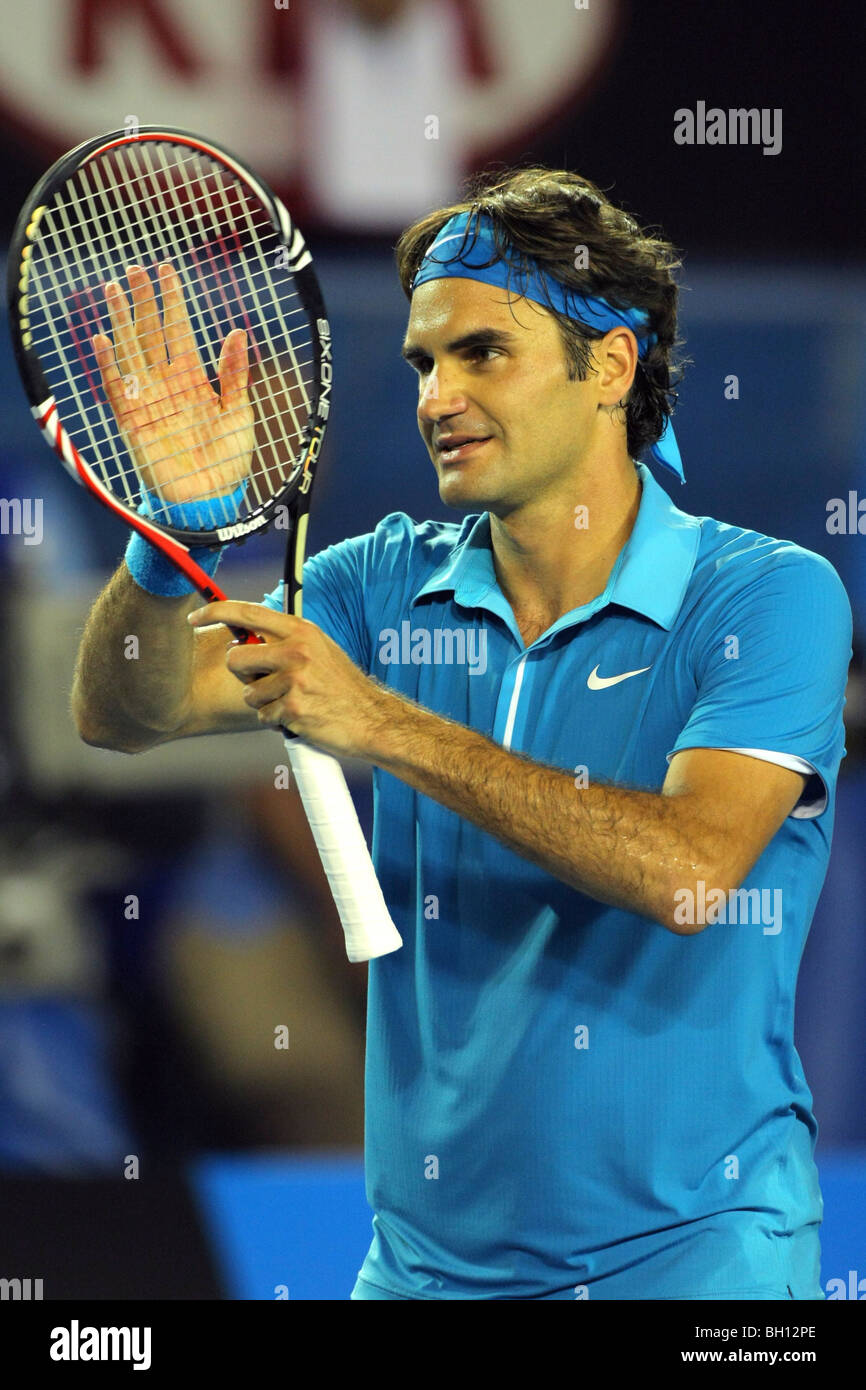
[{"left": 283, "top": 737, "right": 403, "bottom": 963}]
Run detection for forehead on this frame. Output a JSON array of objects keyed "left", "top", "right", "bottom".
[{"left": 405, "top": 277, "right": 552, "bottom": 340}]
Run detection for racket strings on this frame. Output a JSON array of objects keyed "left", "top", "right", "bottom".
[
  {"left": 121, "top": 140, "right": 312, "bottom": 501},
  {"left": 65, "top": 147, "right": 305, "bottom": 519},
  {"left": 25, "top": 140, "right": 318, "bottom": 532},
  {"left": 62, "top": 142, "right": 307, "bottom": 512}
]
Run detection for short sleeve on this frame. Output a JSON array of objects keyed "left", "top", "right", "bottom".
[
  {"left": 261, "top": 535, "right": 373, "bottom": 672},
  {"left": 667, "top": 550, "right": 853, "bottom": 819},
  {"left": 259, "top": 512, "right": 442, "bottom": 675}
]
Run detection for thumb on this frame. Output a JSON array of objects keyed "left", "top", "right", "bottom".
[{"left": 218, "top": 328, "right": 250, "bottom": 410}]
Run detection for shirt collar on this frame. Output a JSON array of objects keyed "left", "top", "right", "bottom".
[{"left": 410, "top": 463, "right": 701, "bottom": 632}]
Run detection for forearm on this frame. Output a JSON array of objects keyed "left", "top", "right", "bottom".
[
  {"left": 367, "top": 689, "right": 714, "bottom": 933},
  {"left": 71, "top": 563, "right": 199, "bottom": 750}
]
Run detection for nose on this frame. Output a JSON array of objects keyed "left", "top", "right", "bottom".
[{"left": 417, "top": 363, "right": 470, "bottom": 426}]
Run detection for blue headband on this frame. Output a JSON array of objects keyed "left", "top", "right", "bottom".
[{"left": 411, "top": 211, "right": 684, "bottom": 484}]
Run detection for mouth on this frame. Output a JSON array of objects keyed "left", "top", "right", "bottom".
[{"left": 436, "top": 436, "right": 492, "bottom": 465}]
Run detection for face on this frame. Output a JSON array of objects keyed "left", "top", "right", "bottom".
[{"left": 402, "top": 277, "right": 602, "bottom": 517}]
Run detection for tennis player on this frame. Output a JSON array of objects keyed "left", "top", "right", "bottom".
[{"left": 73, "top": 167, "right": 852, "bottom": 1301}]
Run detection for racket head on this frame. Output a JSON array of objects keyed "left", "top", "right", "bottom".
[{"left": 7, "top": 125, "right": 332, "bottom": 550}]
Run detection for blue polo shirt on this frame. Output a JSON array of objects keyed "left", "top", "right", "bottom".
[{"left": 262, "top": 462, "right": 852, "bottom": 1300}]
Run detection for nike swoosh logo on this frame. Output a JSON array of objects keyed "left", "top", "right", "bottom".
[{"left": 587, "top": 664, "right": 652, "bottom": 690}]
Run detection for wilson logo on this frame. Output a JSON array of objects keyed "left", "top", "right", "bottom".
[{"left": 215, "top": 512, "right": 268, "bottom": 541}]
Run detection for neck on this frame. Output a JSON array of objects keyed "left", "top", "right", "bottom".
[{"left": 489, "top": 454, "right": 641, "bottom": 629}]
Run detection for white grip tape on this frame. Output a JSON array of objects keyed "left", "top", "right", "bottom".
[{"left": 284, "top": 738, "right": 403, "bottom": 962}]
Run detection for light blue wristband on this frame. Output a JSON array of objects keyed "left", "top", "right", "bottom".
[{"left": 125, "top": 484, "right": 247, "bottom": 597}]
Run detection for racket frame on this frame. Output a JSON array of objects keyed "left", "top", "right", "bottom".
[{"left": 6, "top": 124, "right": 331, "bottom": 586}]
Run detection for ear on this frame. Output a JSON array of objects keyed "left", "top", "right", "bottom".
[{"left": 594, "top": 326, "right": 638, "bottom": 406}]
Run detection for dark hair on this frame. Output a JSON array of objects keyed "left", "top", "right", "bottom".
[{"left": 394, "top": 165, "right": 688, "bottom": 461}]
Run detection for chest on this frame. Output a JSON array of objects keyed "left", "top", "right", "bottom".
[
  {"left": 375, "top": 606, "right": 696, "bottom": 791},
  {"left": 511, "top": 607, "right": 556, "bottom": 649}
]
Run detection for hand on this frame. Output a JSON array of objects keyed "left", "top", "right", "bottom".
[
  {"left": 92, "top": 263, "right": 255, "bottom": 504},
  {"left": 187, "top": 601, "right": 390, "bottom": 760}
]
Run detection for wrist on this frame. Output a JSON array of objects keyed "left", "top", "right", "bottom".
[
  {"left": 125, "top": 483, "right": 247, "bottom": 597},
  {"left": 141, "top": 484, "right": 247, "bottom": 532},
  {"left": 359, "top": 683, "right": 436, "bottom": 769}
]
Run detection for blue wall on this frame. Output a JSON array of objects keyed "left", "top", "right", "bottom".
[{"left": 191, "top": 1150, "right": 866, "bottom": 1300}]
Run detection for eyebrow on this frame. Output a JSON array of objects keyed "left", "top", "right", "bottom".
[{"left": 400, "top": 326, "right": 518, "bottom": 366}]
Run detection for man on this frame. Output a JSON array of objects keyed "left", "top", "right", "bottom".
[{"left": 73, "top": 167, "right": 852, "bottom": 1300}]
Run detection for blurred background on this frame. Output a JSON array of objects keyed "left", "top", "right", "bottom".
[{"left": 0, "top": 0, "right": 864, "bottom": 1300}]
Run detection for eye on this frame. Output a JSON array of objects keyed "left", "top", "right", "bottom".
[{"left": 408, "top": 345, "right": 500, "bottom": 376}]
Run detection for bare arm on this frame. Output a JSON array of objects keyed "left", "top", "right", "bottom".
[
  {"left": 71, "top": 563, "right": 259, "bottom": 751},
  {"left": 189, "top": 599, "right": 811, "bottom": 936},
  {"left": 367, "top": 702, "right": 807, "bottom": 934},
  {"left": 71, "top": 262, "right": 261, "bottom": 752}
]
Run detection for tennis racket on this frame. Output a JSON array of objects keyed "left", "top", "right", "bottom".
[{"left": 7, "top": 124, "right": 402, "bottom": 964}]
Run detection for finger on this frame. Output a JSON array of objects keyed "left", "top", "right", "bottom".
[
  {"left": 187, "top": 601, "right": 304, "bottom": 637},
  {"left": 91, "top": 332, "right": 124, "bottom": 413},
  {"left": 227, "top": 661, "right": 268, "bottom": 686},
  {"left": 128, "top": 264, "right": 167, "bottom": 370},
  {"left": 255, "top": 696, "right": 296, "bottom": 731},
  {"left": 104, "top": 279, "right": 147, "bottom": 383},
  {"left": 159, "top": 262, "right": 205, "bottom": 382},
  {"left": 239, "top": 671, "right": 289, "bottom": 707},
  {"left": 218, "top": 329, "right": 250, "bottom": 412},
  {"left": 226, "top": 644, "right": 282, "bottom": 681}
]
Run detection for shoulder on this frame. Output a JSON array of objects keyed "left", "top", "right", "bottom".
[
  {"left": 263, "top": 512, "right": 479, "bottom": 619},
  {"left": 309, "top": 510, "right": 480, "bottom": 589},
  {"left": 357, "top": 509, "right": 477, "bottom": 561},
  {"left": 685, "top": 512, "right": 851, "bottom": 628}
]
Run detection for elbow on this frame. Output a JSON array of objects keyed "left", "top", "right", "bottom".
[
  {"left": 79, "top": 728, "right": 150, "bottom": 755},
  {"left": 659, "top": 867, "right": 736, "bottom": 937},
  {"left": 76, "top": 722, "right": 152, "bottom": 755},
  {"left": 70, "top": 694, "right": 108, "bottom": 750},
  {"left": 70, "top": 696, "right": 159, "bottom": 755}
]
